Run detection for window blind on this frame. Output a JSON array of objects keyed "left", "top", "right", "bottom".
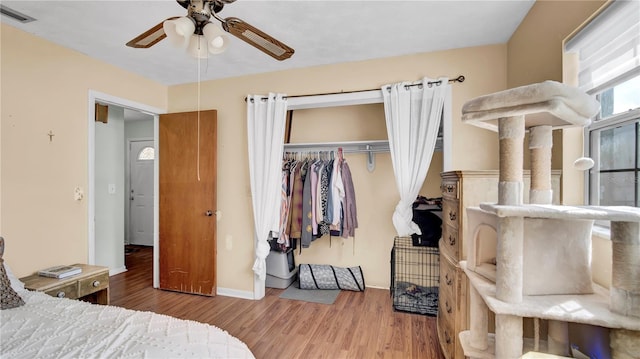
[{"left": 564, "top": 0, "right": 640, "bottom": 94}]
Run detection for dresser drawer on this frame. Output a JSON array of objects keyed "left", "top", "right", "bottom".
[
  {"left": 437, "top": 311, "right": 455, "bottom": 359},
  {"left": 442, "top": 200, "right": 459, "bottom": 230},
  {"left": 45, "top": 282, "right": 78, "bottom": 299},
  {"left": 439, "top": 290, "right": 456, "bottom": 325},
  {"left": 21, "top": 264, "right": 110, "bottom": 305},
  {"left": 438, "top": 253, "right": 457, "bottom": 320},
  {"left": 439, "top": 252, "right": 457, "bottom": 298},
  {"left": 79, "top": 272, "right": 109, "bottom": 297},
  {"left": 441, "top": 223, "right": 459, "bottom": 261},
  {"left": 441, "top": 179, "right": 459, "bottom": 200}
]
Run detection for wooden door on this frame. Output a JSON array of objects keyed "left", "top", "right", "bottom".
[{"left": 159, "top": 110, "right": 217, "bottom": 296}]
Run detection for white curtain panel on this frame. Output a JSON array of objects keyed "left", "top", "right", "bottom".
[
  {"left": 382, "top": 77, "right": 451, "bottom": 237},
  {"left": 247, "top": 93, "right": 287, "bottom": 280}
]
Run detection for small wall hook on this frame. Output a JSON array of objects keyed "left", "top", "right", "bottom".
[{"left": 366, "top": 144, "right": 375, "bottom": 172}]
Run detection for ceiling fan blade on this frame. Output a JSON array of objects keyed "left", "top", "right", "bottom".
[
  {"left": 222, "top": 17, "right": 294, "bottom": 61},
  {"left": 126, "top": 17, "right": 180, "bottom": 48}
]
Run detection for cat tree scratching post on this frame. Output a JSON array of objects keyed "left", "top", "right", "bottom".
[
  {"left": 609, "top": 220, "right": 640, "bottom": 359},
  {"left": 496, "top": 116, "right": 525, "bottom": 358},
  {"left": 529, "top": 125, "right": 570, "bottom": 356},
  {"left": 528, "top": 126, "right": 553, "bottom": 205}
]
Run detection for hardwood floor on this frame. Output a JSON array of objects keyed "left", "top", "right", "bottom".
[{"left": 110, "top": 245, "right": 444, "bottom": 359}]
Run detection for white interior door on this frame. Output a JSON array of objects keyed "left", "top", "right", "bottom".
[{"left": 129, "top": 140, "right": 155, "bottom": 246}]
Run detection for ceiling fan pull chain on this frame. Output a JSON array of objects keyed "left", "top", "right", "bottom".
[{"left": 197, "top": 53, "right": 201, "bottom": 182}]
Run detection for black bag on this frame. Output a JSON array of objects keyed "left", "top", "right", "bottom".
[{"left": 411, "top": 208, "right": 442, "bottom": 247}]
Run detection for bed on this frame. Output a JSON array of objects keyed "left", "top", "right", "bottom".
[{"left": 0, "top": 249, "right": 254, "bottom": 358}]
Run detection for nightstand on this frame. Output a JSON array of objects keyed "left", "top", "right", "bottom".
[{"left": 20, "top": 264, "right": 110, "bottom": 305}]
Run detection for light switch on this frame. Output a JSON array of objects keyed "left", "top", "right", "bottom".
[
  {"left": 108, "top": 184, "right": 116, "bottom": 194},
  {"left": 225, "top": 235, "right": 233, "bottom": 251}
]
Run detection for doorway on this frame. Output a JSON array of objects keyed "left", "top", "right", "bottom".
[{"left": 88, "top": 90, "right": 162, "bottom": 286}]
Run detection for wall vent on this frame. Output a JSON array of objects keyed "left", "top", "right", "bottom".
[{"left": 0, "top": 5, "right": 36, "bottom": 23}]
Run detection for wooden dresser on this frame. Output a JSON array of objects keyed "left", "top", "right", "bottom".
[
  {"left": 20, "top": 264, "right": 110, "bottom": 305},
  {"left": 437, "top": 170, "right": 560, "bottom": 359}
]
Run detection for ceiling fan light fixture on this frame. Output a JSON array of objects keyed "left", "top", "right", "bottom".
[
  {"left": 126, "top": 1, "right": 294, "bottom": 61},
  {"left": 202, "top": 22, "right": 228, "bottom": 54},
  {"left": 163, "top": 17, "right": 195, "bottom": 48}
]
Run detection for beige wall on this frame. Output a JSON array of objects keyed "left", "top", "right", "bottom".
[
  {"left": 168, "top": 44, "right": 507, "bottom": 291},
  {"left": 0, "top": 24, "right": 167, "bottom": 277},
  {"left": 507, "top": 0, "right": 606, "bottom": 88}
]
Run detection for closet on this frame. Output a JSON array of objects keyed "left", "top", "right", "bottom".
[{"left": 264, "top": 88, "right": 449, "bottom": 291}]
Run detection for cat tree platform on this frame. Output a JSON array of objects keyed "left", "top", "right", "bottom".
[
  {"left": 478, "top": 203, "right": 640, "bottom": 222},
  {"left": 461, "top": 80, "right": 599, "bottom": 132},
  {"left": 461, "top": 261, "right": 640, "bottom": 331}
]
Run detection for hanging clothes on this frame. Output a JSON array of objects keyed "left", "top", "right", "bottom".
[
  {"left": 330, "top": 155, "right": 345, "bottom": 228},
  {"left": 277, "top": 150, "right": 359, "bottom": 251},
  {"left": 341, "top": 160, "right": 358, "bottom": 238},
  {"left": 300, "top": 160, "right": 314, "bottom": 248},
  {"left": 318, "top": 159, "right": 331, "bottom": 237},
  {"left": 288, "top": 159, "right": 305, "bottom": 239},
  {"left": 310, "top": 159, "right": 320, "bottom": 236},
  {"left": 276, "top": 160, "right": 291, "bottom": 250}
]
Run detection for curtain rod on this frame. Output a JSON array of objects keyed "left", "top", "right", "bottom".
[{"left": 246, "top": 75, "right": 465, "bottom": 102}]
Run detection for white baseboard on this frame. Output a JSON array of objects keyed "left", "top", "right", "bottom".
[
  {"left": 109, "top": 266, "right": 127, "bottom": 276},
  {"left": 217, "top": 287, "right": 255, "bottom": 300},
  {"left": 366, "top": 284, "right": 388, "bottom": 290}
]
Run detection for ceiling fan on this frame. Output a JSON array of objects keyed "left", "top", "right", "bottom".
[{"left": 126, "top": 0, "right": 294, "bottom": 61}]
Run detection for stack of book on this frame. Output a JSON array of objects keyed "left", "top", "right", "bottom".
[{"left": 38, "top": 265, "right": 82, "bottom": 279}]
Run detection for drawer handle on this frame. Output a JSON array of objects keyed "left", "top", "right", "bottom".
[
  {"left": 445, "top": 300, "right": 452, "bottom": 314},
  {"left": 449, "top": 211, "right": 457, "bottom": 221},
  {"left": 92, "top": 280, "right": 101, "bottom": 287},
  {"left": 448, "top": 235, "right": 456, "bottom": 246},
  {"left": 445, "top": 273, "right": 452, "bottom": 286},
  {"left": 57, "top": 291, "right": 66, "bottom": 298},
  {"left": 445, "top": 330, "right": 452, "bottom": 344},
  {"left": 446, "top": 185, "right": 455, "bottom": 193}
]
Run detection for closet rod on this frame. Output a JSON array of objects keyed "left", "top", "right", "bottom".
[
  {"left": 283, "top": 140, "right": 389, "bottom": 172},
  {"left": 247, "top": 75, "right": 465, "bottom": 102},
  {"left": 283, "top": 140, "right": 389, "bottom": 153}
]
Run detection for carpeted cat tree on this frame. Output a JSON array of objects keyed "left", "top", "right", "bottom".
[{"left": 457, "top": 81, "right": 640, "bottom": 359}]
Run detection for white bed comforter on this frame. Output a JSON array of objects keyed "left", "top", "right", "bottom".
[{"left": 1, "top": 291, "right": 255, "bottom": 359}]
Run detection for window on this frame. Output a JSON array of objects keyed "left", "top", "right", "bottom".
[
  {"left": 563, "top": 0, "right": 640, "bottom": 212},
  {"left": 137, "top": 146, "right": 155, "bottom": 161},
  {"left": 588, "top": 75, "right": 640, "bottom": 207}
]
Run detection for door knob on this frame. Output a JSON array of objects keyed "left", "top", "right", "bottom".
[{"left": 205, "top": 210, "right": 213, "bottom": 216}]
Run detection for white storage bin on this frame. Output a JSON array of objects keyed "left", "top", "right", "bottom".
[{"left": 265, "top": 249, "right": 297, "bottom": 289}]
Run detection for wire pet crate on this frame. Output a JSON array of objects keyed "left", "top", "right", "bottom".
[{"left": 390, "top": 236, "right": 440, "bottom": 316}]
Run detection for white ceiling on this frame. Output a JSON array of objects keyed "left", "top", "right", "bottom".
[{"left": 1, "top": 0, "right": 535, "bottom": 86}]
